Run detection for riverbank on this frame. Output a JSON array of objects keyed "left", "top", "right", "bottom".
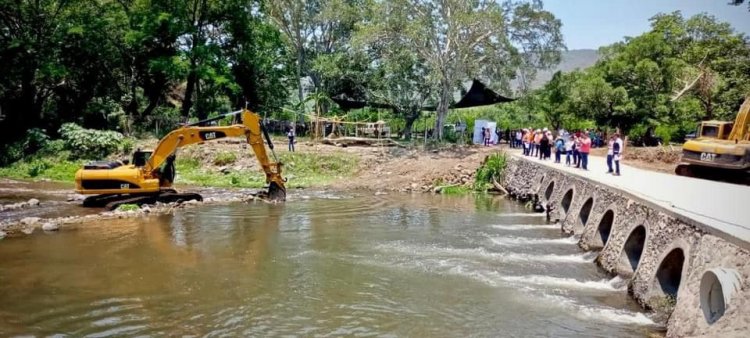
[
  {"left": 0, "top": 139, "right": 683, "bottom": 237},
  {"left": 0, "top": 140, "right": 505, "bottom": 236}
]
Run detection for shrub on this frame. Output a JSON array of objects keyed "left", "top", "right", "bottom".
[
  {"left": 473, "top": 152, "right": 508, "bottom": 191},
  {"left": 213, "top": 151, "right": 237, "bottom": 166},
  {"left": 120, "top": 138, "right": 135, "bottom": 155},
  {"left": 0, "top": 142, "right": 25, "bottom": 166},
  {"left": 654, "top": 124, "right": 678, "bottom": 145},
  {"left": 24, "top": 128, "right": 50, "bottom": 153},
  {"left": 40, "top": 140, "right": 66, "bottom": 156},
  {"left": 59, "top": 123, "right": 124, "bottom": 159},
  {"left": 115, "top": 204, "right": 140, "bottom": 212},
  {"left": 0, "top": 128, "right": 52, "bottom": 165},
  {"left": 27, "top": 159, "right": 51, "bottom": 177}
]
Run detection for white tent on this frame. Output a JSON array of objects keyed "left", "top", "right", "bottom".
[{"left": 473, "top": 120, "right": 498, "bottom": 144}]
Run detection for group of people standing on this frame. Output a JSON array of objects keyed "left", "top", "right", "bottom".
[{"left": 518, "top": 128, "right": 624, "bottom": 176}]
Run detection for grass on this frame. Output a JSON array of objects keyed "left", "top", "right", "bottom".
[
  {"left": 440, "top": 185, "right": 471, "bottom": 195},
  {"left": 213, "top": 151, "right": 237, "bottom": 166},
  {"left": 115, "top": 204, "right": 140, "bottom": 212},
  {"left": 648, "top": 295, "right": 677, "bottom": 314},
  {"left": 0, "top": 149, "right": 359, "bottom": 191},
  {"left": 0, "top": 153, "right": 83, "bottom": 181},
  {"left": 174, "top": 151, "right": 359, "bottom": 189}
]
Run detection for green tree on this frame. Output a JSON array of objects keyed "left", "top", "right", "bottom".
[{"left": 357, "top": 0, "right": 564, "bottom": 140}]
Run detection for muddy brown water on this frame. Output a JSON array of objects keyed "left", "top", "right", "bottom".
[{"left": 0, "top": 192, "right": 662, "bottom": 337}]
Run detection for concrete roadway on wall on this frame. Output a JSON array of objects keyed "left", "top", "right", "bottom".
[{"left": 509, "top": 150, "right": 750, "bottom": 248}]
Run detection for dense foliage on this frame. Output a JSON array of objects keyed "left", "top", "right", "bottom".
[
  {"left": 59, "top": 123, "right": 124, "bottom": 159},
  {"left": 0, "top": 0, "right": 290, "bottom": 146},
  {"left": 1, "top": 0, "right": 748, "bottom": 165},
  {"left": 510, "top": 12, "right": 750, "bottom": 143}
]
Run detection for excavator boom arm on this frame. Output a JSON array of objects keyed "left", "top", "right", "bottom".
[
  {"left": 728, "top": 96, "right": 750, "bottom": 141},
  {"left": 143, "top": 109, "right": 285, "bottom": 199}
]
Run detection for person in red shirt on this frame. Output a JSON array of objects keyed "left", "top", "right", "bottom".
[{"left": 580, "top": 134, "right": 592, "bottom": 170}]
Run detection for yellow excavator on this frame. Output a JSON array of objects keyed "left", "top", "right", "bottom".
[
  {"left": 75, "top": 109, "right": 286, "bottom": 210},
  {"left": 676, "top": 96, "right": 750, "bottom": 184}
]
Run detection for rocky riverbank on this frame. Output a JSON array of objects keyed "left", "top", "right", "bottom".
[{"left": 0, "top": 193, "right": 271, "bottom": 238}]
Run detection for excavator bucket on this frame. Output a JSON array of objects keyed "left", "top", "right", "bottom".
[{"left": 267, "top": 181, "right": 286, "bottom": 202}]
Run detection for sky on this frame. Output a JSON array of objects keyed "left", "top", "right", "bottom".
[{"left": 543, "top": 0, "right": 750, "bottom": 50}]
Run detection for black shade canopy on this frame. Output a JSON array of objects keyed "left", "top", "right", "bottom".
[
  {"left": 332, "top": 80, "right": 514, "bottom": 112},
  {"left": 452, "top": 80, "right": 515, "bottom": 108}
]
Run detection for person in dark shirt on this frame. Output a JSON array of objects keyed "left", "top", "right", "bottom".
[{"left": 539, "top": 132, "right": 549, "bottom": 160}]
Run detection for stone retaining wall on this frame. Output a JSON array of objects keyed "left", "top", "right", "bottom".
[{"left": 501, "top": 155, "right": 750, "bottom": 337}]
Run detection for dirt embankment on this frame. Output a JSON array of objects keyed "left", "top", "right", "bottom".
[
  {"left": 589, "top": 146, "right": 682, "bottom": 174},
  {"left": 168, "top": 136, "right": 502, "bottom": 192}
]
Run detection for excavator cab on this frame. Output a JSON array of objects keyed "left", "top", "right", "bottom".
[
  {"left": 697, "top": 121, "right": 733, "bottom": 140},
  {"left": 132, "top": 150, "right": 152, "bottom": 167}
]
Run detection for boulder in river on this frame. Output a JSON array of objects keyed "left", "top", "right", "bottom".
[
  {"left": 42, "top": 222, "right": 60, "bottom": 231},
  {"left": 20, "top": 217, "right": 41, "bottom": 226},
  {"left": 0, "top": 230, "right": 5, "bottom": 239},
  {"left": 28, "top": 198, "right": 40, "bottom": 206},
  {"left": 67, "top": 194, "right": 86, "bottom": 202}
]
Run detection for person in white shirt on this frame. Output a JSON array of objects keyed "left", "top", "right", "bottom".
[
  {"left": 613, "top": 133, "right": 624, "bottom": 176},
  {"left": 515, "top": 130, "right": 522, "bottom": 148},
  {"left": 564, "top": 135, "right": 574, "bottom": 166},
  {"left": 606, "top": 135, "right": 615, "bottom": 174},
  {"left": 287, "top": 126, "right": 295, "bottom": 152}
]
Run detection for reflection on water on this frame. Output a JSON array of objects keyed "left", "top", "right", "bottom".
[{"left": 0, "top": 193, "right": 662, "bottom": 337}]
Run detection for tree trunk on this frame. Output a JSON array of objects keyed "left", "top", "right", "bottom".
[
  {"left": 296, "top": 38, "right": 305, "bottom": 125},
  {"left": 434, "top": 81, "right": 451, "bottom": 140},
  {"left": 196, "top": 79, "right": 207, "bottom": 120},
  {"left": 182, "top": 60, "right": 197, "bottom": 118},
  {"left": 403, "top": 110, "right": 420, "bottom": 140}
]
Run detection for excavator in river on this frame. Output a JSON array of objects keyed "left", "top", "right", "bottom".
[
  {"left": 75, "top": 109, "right": 286, "bottom": 210},
  {"left": 675, "top": 96, "right": 750, "bottom": 184}
]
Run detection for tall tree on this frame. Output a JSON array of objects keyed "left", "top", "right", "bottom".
[
  {"left": 353, "top": 0, "right": 433, "bottom": 139},
  {"left": 358, "top": 0, "right": 564, "bottom": 139}
]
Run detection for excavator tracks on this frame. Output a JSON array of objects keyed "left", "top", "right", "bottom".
[
  {"left": 675, "top": 164, "right": 750, "bottom": 185},
  {"left": 83, "top": 191, "right": 203, "bottom": 210}
]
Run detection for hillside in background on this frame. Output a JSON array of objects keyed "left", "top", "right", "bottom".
[{"left": 518, "top": 49, "right": 600, "bottom": 91}]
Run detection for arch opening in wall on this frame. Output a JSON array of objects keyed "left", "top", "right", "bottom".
[
  {"left": 544, "top": 181, "right": 555, "bottom": 200},
  {"left": 700, "top": 268, "right": 742, "bottom": 325},
  {"left": 579, "top": 197, "right": 594, "bottom": 226},
  {"left": 561, "top": 189, "right": 574, "bottom": 214},
  {"left": 620, "top": 225, "right": 646, "bottom": 272},
  {"left": 655, "top": 248, "right": 685, "bottom": 297},
  {"left": 597, "top": 210, "right": 614, "bottom": 246}
]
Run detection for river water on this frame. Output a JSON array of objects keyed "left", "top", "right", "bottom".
[{"left": 0, "top": 192, "right": 662, "bottom": 337}]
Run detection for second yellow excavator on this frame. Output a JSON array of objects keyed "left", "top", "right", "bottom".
[
  {"left": 75, "top": 109, "right": 286, "bottom": 209},
  {"left": 676, "top": 96, "right": 750, "bottom": 184}
]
